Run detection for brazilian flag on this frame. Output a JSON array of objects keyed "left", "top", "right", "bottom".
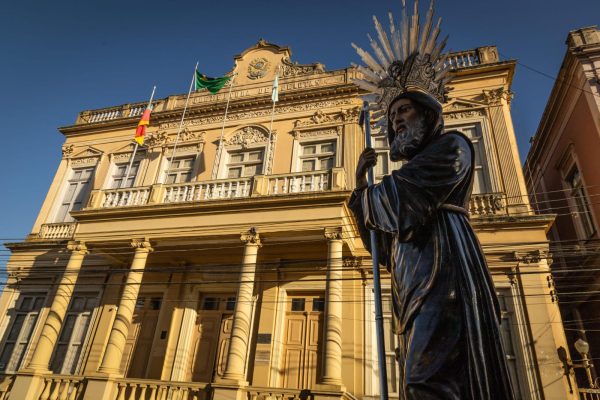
[{"left": 195, "top": 71, "right": 231, "bottom": 94}]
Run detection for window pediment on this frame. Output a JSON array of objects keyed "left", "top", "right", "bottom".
[
  {"left": 65, "top": 146, "right": 103, "bottom": 167},
  {"left": 224, "top": 126, "right": 273, "bottom": 149},
  {"left": 443, "top": 98, "right": 487, "bottom": 120}
]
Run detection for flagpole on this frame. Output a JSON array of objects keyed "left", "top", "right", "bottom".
[
  {"left": 360, "top": 100, "right": 389, "bottom": 400},
  {"left": 166, "top": 61, "right": 199, "bottom": 181},
  {"left": 264, "top": 66, "right": 279, "bottom": 175},
  {"left": 211, "top": 73, "right": 237, "bottom": 179},
  {"left": 122, "top": 85, "right": 156, "bottom": 189}
]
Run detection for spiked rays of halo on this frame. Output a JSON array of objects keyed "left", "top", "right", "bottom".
[{"left": 351, "top": 0, "right": 452, "bottom": 128}]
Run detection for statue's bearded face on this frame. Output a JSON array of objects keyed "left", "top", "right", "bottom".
[{"left": 389, "top": 98, "right": 427, "bottom": 161}]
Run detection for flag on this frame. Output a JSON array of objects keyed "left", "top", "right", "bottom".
[
  {"left": 271, "top": 73, "right": 279, "bottom": 103},
  {"left": 134, "top": 107, "right": 151, "bottom": 146},
  {"left": 195, "top": 71, "right": 231, "bottom": 94}
]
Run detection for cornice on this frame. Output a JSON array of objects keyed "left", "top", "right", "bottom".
[{"left": 58, "top": 83, "right": 360, "bottom": 137}]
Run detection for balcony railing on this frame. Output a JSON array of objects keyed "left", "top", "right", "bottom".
[
  {"left": 38, "top": 375, "right": 85, "bottom": 400},
  {"left": 246, "top": 386, "right": 304, "bottom": 400},
  {"left": 268, "top": 170, "right": 330, "bottom": 195},
  {"left": 469, "top": 192, "right": 507, "bottom": 217},
  {"left": 163, "top": 177, "right": 253, "bottom": 203},
  {"left": 78, "top": 102, "right": 149, "bottom": 124},
  {"left": 86, "top": 169, "right": 346, "bottom": 210},
  {"left": 38, "top": 222, "right": 77, "bottom": 240},
  {"left": 581, "top": 388, "right": 600, "bottom": 400},
  {"left": 115, "top": 378, "right": 209, "bottom": 400},
  {"left": 101, "top": 187, "right": 151, "bottom": 208}
]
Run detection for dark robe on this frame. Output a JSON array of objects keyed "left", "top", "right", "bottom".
[{"left": 349, "top": 131, "right": 515, "bottom": 400}]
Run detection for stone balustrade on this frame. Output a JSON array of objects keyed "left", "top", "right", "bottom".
[
  {"left": 163, "top": 177, "right": 253, "bottom": 203},
  {"left": 446, "top": 50, "right": 480, "bottom": 69},
  {"left": 246, "top": 387, "right": 304, "bottom": 400},
  {"left": 0, "top": 375, "right": 13, "bottom": 400},
  {"left": 268, "top": 170, "right": 331, "bottom": 195},
  {"left": 85, "top": 168, "right": 346, "bottom": 210},
  {"left": 114, "top": 379, "right": 209, "bottom": 400},
  {"left": 38, "top": 375, "right": 85, "bottom": 400},
  {"left": 580, "top": 388, "right": 600, "bottom": 399},
  {"left": 102, "top": 187, "right": 151, "bottom": 208},
  {"left": 38, "top": 222, "right": 77, "bottom": 240},
  {"left": 469, "top": 192, "right": 507, "bottom": 217},
  {"left": 77, "top": 101, "right": 152, "bottom": 124}
]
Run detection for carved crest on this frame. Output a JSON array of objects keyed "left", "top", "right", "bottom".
[
  {"left": 225, "top": 126, "right": 269, "bottom": 148},
  {"left": 248, "top": 58, "right": 271, "bottom": 80}
]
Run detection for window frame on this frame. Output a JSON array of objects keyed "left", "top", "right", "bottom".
[
  {"left": 291, "top": 127, "right": 342, "bottom": 174},
  {"left": 53, "top": 166, "right": 95, "bottom": 223},
  {"left": 225, "top": 147, "right": 266, "bottom": 179},
  {"left": 0, "top": 292, "right": 47, "bottom": 373},
  {"left": 558, "top": 150, "right": 598, "bottom": 241}
]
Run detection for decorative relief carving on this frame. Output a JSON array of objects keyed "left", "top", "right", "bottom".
[
  {"left": 444, "top": 110, "right": 485, "bottom": 120},
  {"left": 292, "top": 127, "right": 340, "bottom": 139},
  {"left": 158, "top": 99, "right": 353, "bottom": 129},
  {"left": 146, "top": 131, "right": 169, "bottom": 147},
  {"left": 113, "top": 153, "right": 131, "bottom": 162},
  {"left": 293, "top": 107, "right": 360, "bottom": 128},
  {"left": 482, "top": 88, "right": 514, "bottom": 106},
  {"left": 240, "top": 227, "right": 261, "bottom": 246},
  {"left": 71, "top": 157, "right": 99, "bottom": 167},
  {"left": 324, "top": 227, "right": 344, "bottom": 241},
  {"left": 67, "top": 241, "right": 88, "bottom": 254},
  {"left": 62, "top": 144, "right": 74, "bottom": 158},
  {"left": 131, "top": 239, "right": 153, "bottom": 252},
  {"left": 343, "top": 257, "right": 361, "bottom": 268},
  {"left": 145, "top": 129, "right": 206, "bottom": 148},
  {"left": 225, "top": 126, "right": 269, "bottom": 148},
  {"left": 247, "top": 57, "right": 270, "bottom": 80},
  {"left": 281, "top": 56, "right": 325, "bottom": 77}
]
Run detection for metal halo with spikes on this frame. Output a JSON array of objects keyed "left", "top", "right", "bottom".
[{"left": 352, "top": 0, "right": 451, "bottom": 123}]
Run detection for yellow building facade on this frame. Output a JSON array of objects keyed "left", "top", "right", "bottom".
[{"left": 0, "top": 41, "right": 576, "bottom": 399}]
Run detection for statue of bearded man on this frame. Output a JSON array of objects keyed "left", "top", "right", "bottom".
[{"left": 349, "top": 91, "right": 515, "bottom": 399}]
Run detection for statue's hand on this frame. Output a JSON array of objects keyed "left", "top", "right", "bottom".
[{"left": 356, "top": 147, "right": 377, "bottom": 189}]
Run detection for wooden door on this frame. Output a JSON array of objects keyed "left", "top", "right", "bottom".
[
  {"left": 192, "top": 294, "right": 235, "bottom": 381},
  {"left": 121, "top": 295, "right": 162, "bottom": 378},
  {"left": 282, "top": 294, "right": 324, "bottom": 390}
]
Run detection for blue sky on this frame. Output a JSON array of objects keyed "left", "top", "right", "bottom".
[{"left": 0, "top": 0, "right": 598, "bottom": 241}]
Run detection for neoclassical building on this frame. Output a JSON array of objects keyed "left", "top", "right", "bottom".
[{"left": 0, "top": 41, "right": 575, "bottom": 399}]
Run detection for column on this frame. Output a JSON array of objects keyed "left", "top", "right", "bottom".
[
  {"left": 169, "top": 281, "right": 198, "bottom": 381},
  {"left": 9, "top": 242, "right": 88, "bottom": 400},
  {"left": 27, "top": 241, "right": 88, "bottom": 372},
  {"left": 320, "top": 227, "right": 344, "bottom": 388},
  {"left": 97, "top": 239, "right": 153, "bottom": 375},
  {"left": 221, "top": 228, "right": 261, "bottom": 383}
]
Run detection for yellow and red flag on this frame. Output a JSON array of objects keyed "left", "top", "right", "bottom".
[{"left": 134, "top": 107, "right": 151, "bottom": 146}]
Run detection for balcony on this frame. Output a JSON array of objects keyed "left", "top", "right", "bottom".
[
  {"left": 0, "top": 373, "right": 354, "bottom": 399},
  {"left": 38, "top": 222, "right": 77, "bottom": 240},
  {"left": 86, "top": 169, "right": 346, "bottom": 210},
  {"left": 469, "top": 192, "right": 508, "bottom": 217}
]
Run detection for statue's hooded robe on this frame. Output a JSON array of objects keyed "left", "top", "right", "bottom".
[{"left": 349, "top": 92, "right": 515, "bottom": 399}]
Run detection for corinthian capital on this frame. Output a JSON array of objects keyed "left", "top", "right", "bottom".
[
  {"left": 324, "top": 227, "right": 344, "bottom": 241},
  {"left": 482, "top": 88, "right": 514, "bottom": 106},
  {"left": 131, "top": 238, "right": 153, "bottom": 252},
  {"left": 241, "top": 227, "right": 261, "bottom": 246},
  {"left": 67, "top": 241, "right": 88, "bottom": 255}
]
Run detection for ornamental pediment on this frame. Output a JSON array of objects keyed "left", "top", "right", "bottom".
[
  {"left": 65, "top": 145, "right": 103, "bottom": 159},
  {"left": 293, "top": 107, "right": 360, "bottom": 129},
  {"left": 145, "top": 128, "right": 206, "bottom": 148},
  {"left": 443, "top": 98, "right": 487, "bottom": 113},
  {"left": 223, "top": 125, "right": 275, "bottom": 148}
]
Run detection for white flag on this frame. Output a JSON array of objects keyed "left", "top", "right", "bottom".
[{"left": 271, "top": 73, "right": 279, "bottom": 103}]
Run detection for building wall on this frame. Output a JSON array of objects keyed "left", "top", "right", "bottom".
[{"left": 525, "top": 26, "right": 600, "bottom": 391}]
